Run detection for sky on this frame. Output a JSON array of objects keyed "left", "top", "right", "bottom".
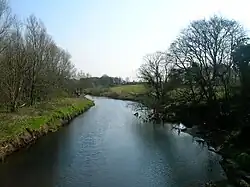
[{"left": 9, "top": 0, "right": 250, "bottom": 79}]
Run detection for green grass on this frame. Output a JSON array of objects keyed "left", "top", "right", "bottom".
[
  {"left": 110, "top": 84, "right": 147, "bottom": 95},
  {"left": 0, "top": 98, "right": 94, "bottom": 144},
  {"left": 84, "top": 84, "right": 147, "bottom": 101},
  {"left": 102, "top": 84, "right": 147, "bottom": 100}
]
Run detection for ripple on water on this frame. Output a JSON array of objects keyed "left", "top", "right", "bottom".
[{"left": 0, "top": 97, "right": 226, "bottom": 187}]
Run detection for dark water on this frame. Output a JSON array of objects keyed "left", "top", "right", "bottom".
[{"left": 0, "top": 97, "right": 226, "bottom": 187}]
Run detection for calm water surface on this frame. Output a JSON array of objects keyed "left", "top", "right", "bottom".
[{"left": 0, "top": 97, "right": 226, "bottom": 187}]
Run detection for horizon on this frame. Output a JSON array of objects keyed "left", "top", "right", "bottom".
[{"left": 10, "top": 0, "right": 250, "bottom": 79}]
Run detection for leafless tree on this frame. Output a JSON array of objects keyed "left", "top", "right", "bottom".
[
  {"left": 138, "top": 51, "right": 175, "bottom": 118},
  {"left": 0, "top": 2, "right": 76, "bottom": 111},
  {"left": 0, "top": 19, "right": 28, "bottom": 111},
  {"left": 169, "top": 15, "right": 247, "bottom": 104},
  {"left": 139, "top": 52, "right": 167, "bottom": 100}
]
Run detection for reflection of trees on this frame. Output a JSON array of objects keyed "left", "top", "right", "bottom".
[
  {"left": 131, "top": 121, "right": 224, "bottom": 186},
  {"left": 125, "top": 99, "right": 225, "bottom": 185},
  {"left": 130, "top": 122, "right": 179, "bottom": 185},
  {"left": 127, "top": 101, "right": 154, "bottom": 123}
]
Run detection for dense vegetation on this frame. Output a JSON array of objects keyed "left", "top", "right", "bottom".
[
  {"left": 0, "top": 0, "right": 96, "bottom": 158},
  {"left": 137, "top": 15, "right": 250, "bottom": 185},
  {"left": 0, "top": 0, "right": 77, "bottom": 112},
  {"left": 139, "top": 15, "right": 249, "bottom": 128},
  {"left": 1, "top": 0, "right": 249, "bottom": 184}
]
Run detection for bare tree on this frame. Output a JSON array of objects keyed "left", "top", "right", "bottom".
[
  {"left": 169, "top": 15, "right": 247, "bottom": 104},
  {"left": 0, "top": 0, "right": 12, "bottom": 52},
  {"left": 138, "top": 51, "right": 175, "bottom": 119},
  {"left": 0, "top": 1, "right": 77, "bottom": 111},
  {"left": 0, "top": 19, "right": 28, "bottom": 111},
  {"left": 25, "top": 26, "right": 75, "bottom": 101},
  {"left": 139, "top": 52, "right": 167, "bottom": 100}
]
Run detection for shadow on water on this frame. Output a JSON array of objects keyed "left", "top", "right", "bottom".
[
  {"left": 0, "top": 97, "right": 226, "bottom": 187},
  {"left": 129, "top": 121, "right": 226, "bottom": 187},
  {"left": 0, "top": 130, "right": 60, "bottom": 187}
]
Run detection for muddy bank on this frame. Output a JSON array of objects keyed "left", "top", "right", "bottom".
[{"left": 0, "top": 102, "right": 94, "bottom": 161}]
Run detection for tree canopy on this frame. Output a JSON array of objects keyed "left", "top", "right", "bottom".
[{"left": 139, "top": 15, "right": 250, "bottom": 128}]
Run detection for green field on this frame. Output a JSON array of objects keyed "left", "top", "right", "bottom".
[
  {"left": 110, "top": 84, "right": 147, "bottom": 95},
  {"left": 0, "top": 98, "right": 94, "bottom": 144},
  {"left": 84, "top": 84, "right": 147, "bottom": 100},
  {"left": 101, "top": 84, "right": 147, "bottom": 101}
]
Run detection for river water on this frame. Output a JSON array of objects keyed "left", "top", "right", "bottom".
[{"left": 0, "top": 97, "right": 226, "bottom": 187}]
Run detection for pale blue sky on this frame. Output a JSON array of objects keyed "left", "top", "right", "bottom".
[{"left": 10, "top": 0, "right": 250, "bottom": 79}]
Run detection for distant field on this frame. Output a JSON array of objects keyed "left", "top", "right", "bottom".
[
  {"left": 84, "top": 84, "right": 147, "bottom": 101},
  {"left": 110, "top": 84, "right": 147, "bottom": 95}
]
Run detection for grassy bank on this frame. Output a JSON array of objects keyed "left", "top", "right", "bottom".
[
  {"left": 0, "top": 97, "right": 94, "bottom": 159},
  {"left": 85, "top": 84, "right": 147, "bottom": 101}
]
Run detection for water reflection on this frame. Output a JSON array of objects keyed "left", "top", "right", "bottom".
[
  {"left": 129, "top": 120, "right": 225, "bottom": 186},
  {"left": 0, "top": 97, "right": 225, "bottom": 187}
]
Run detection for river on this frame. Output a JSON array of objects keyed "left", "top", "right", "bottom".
[{"left": 0, "top": 97, "right": 226, "bottom": 187}]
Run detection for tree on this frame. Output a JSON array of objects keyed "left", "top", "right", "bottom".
[
  {"left": 25, "top": 15, "right": 51, "bottom": 104},
  {"left": 137, "top": 15, "right": 250, "bottom": 126},
  {"left": 0, "top": 3, "right": 76, "bottom": 111},
  {"left": 138, "top": 51, "right": 173, "bottom": 118},
  {"left": 233, "top": 44, "right": 250, "bottom": 94},
  {"left": 23, "top": 15, "right": 76, "bottom": 104},
  {"left": 0, "top": 19, "right": 28, "bottom": 111},
  {"left": 0, "top": 0, "right": 12, "bottom": 49},
  {"left": 169, "top": 15, "right": 247, "bottom": 104}
]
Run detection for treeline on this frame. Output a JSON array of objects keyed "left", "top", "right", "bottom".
[
  {"left": 76, "top": 74, "right": 126, "bottom": 89},
  {"left": 139, "top": 15, "right": 250, "bottom": 129},
  {"left": 0, "top": 0, "right": 75, "bottom": 111}
]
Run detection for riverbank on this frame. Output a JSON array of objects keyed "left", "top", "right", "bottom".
[
  {"left": 0, "top": 97, "right": 94, "bottom": 160},
  {"left": 186, "top": 125, "right": 250, "bottom": 187},
  {"left": 90, "top": 87, "right": 249, "bottom": 186},
  {"left": 0, "top": 97, "right": 226, "bottom": 187}
]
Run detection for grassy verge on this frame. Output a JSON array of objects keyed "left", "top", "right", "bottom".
[{"left": 0, "top": 97, "right": 94, "bottom": 159}]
